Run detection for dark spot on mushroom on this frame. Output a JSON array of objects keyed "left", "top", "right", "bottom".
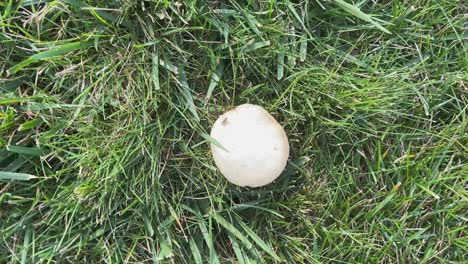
[{"left": 222, "top": 117, "right": 229, "bottom": 126}]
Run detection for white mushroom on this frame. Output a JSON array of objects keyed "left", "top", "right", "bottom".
[{"left": 210, "top": 104, "right": 289, "bottom": 187}]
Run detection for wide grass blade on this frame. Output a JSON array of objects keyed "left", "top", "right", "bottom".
[
  {"left": 156, "top": 233, "right": 173, "bottom": 260},
  {"left": 236, "top": 217, "right": 281, "bottom": 261},
  {"left": 0, "top": 96, "right": 43, "bottom": 104},
  {"left": 19, "top": 118, "right": 44, "bottom": 131},
  {"left": 0, "top": 171, "right": 37, "bottom": 181},
  {"left": 206, "top": 62, "right": 224, "bottom": 100},
  {"left": 332, "top": 0, "right": 390, "bottom": 34},
  {"left": 152, "top": 52, "right": 160, "bottom": 91},
  {"left": 20, "top": 227, "right": 32, "bottom": 264},
  {"left": 199, "top": 132, "right": 229, "bottom": 152},
  {"left": 6, "top": 146, "right": 47, "bottom": 156},
  {"left": 177, "top": 67, "right": 200, "bottom": 122},
  {"left": 189, "top": 237, "right": 203, "bottom": 264},
  {"left": 183, "top": 205, "right": 220, "bottom": 264},
  {"left": 277, "top": 38, "right": 285, "bottom": 80},
  {"left": 7, "top": 41, "right": 93, "bottom": 75},
  {"left": 241, "top": 40, "right": 270, "bottom": 53},
  {"left": 212, "top": 214, "right": 253, "bottom": 250},
  {"left": 1, "top": 0, "right": 13, "bottom": 19},
  {"left": 228, "top": 233, "right": 247, "bottom": 264}
]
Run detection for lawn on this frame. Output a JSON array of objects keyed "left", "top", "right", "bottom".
[{"left": 1, "top": 0, "right": 466, "bottom": 263}]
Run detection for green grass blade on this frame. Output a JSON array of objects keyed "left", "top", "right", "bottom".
[
  {"left": 189, "top": 237, "right": 203, "bottom": 264},
  {"left": 241, "top": 40, "right": 270, "bottom": 53},
  {"left": 1, "top": 0, "right": 13, "bottom": 19},
  {"left": 199, "top": 132, "right": 229, "bottom": 152},
  {"left": 159, "top": 59, "right": 178, "bottom": 74},
  {"left": 152, "top": 52, "right": 160, "bottom": 91},
  {"left": 156, "top": 233, "right": 172, "bottom": 260},
  {"left": 143, "top": 213, "right": 154, "bottom": 236},
  {"left": 206, "top": 62, "right": 224, "bottom": 100},
  {"left": 212, "top": 214, "right": 253, "bottom": 250},
  {"left": 7, "top": 41, "right": 93, "bottom": 75},
  {"left": 299, "top": 34, "right": 307, "bottom": 62},
  {"left": 21, "top": 227, "right": 32, "bottom": 264},
  {"left": 0, "top": 97, "right": 32, "bottom": 104},
  {"left": 332, "top": 0, "right": 390, "bottom": 34},
  {"left": 0, "top": 171, "right": 37, "bottom": 181},
  {"left": 286, "top": 1, "right": 312, "bottom": 38},
  {"left": 238, "top": 8, "right": 261, "bottom": 36},
  {"left": 134, "top": 38, "right": 162, "bottom": 48},
  {"left": 277, "top": 39, "right": 285, "bottom": 80},
  {"left": 183, "top": 205, "right": 220, "bottom": 264},
  {"left": 228, "top": 234, "right": 246, "bottom": 264},
  {"left": 236, "top": 217, "right": 281, "bottom": 261},
  {"left": 87, "top": 7, "right": 112, "bottom": 27},
  {"left": 19, "top": 118, "right": 44, "bottom": 131},
  {"left": 4, "top": 157, "right": 29, "bottom": 172},
  {"left": 177, "top": 67, "right": 200, "bottom": 122},
  {"left": 199, "top": 219, "right": 219, "bottom": 264},
  {"left": 417, "top": 183, "right": 440, "bottom": 200},
  {"left": 6, "top": 145, "right": 47, "bottom": 156}
]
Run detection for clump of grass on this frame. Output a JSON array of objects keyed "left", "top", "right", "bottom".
[{"left": 1, "top": 0, "right": 466, "bottom": 263}]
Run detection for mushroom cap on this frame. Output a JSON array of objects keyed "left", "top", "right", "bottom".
[{"left": 210, "top": 104, "right": 289, "bottom": 187}]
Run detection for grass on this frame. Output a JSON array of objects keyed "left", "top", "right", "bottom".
[{"left": 0, "top": 0, "right": 466, "bottom": 262}]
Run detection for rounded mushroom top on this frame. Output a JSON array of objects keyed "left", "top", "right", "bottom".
[{"left": 210, "top": 104, "right": 289, "bottom": 187}]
